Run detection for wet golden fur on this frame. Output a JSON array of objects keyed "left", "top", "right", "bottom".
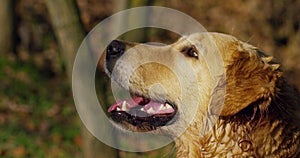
[{"left": 101, "top": 32, "right": 300, "bottom": 157}]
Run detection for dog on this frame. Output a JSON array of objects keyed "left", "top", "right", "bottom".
[{"left": 100, "top": 32, "right": 300, "bottom": 157}]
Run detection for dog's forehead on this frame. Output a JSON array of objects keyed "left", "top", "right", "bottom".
[
  {"left": 189, "top": 33, "right": 240, "bottom": 45},
  {"left": 176, "top": 33, "right": 209, "bottom": 45},
  {"left": 184, "top": 33, "right": 259, "bottom": 58},
  {"left": 171, "top": 33, "right": 207, "bottom": 51},
  {"left": 174, "top": 33, "right": 238, "bottom": 50}
]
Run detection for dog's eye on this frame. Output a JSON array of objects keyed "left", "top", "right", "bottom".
[
  {"left": 187, "top": 48, "right": 198, "bottom": 58},
  {"left": 182, "top": 46, "right": 198, "bottom": 59}
]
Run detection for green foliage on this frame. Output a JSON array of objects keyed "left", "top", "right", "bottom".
[{"left": 0, "top": 57, "right": 81, "bottom": 157}]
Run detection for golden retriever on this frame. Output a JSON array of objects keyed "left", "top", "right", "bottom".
[{"left": 100, "top": 32, "right": 300, "bottom": 157}]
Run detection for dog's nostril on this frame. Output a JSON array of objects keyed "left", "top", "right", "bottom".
[
  {"left": 107, "top": 40, "right": 125, "bottom": 57},
  {"left": 106, "top": 40, "right": 125, "bottom": 73}
]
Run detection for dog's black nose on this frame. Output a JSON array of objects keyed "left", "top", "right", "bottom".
[
  {"left": 106, "top": 40, "right": 125, "bottom": 73},
  {"left": 107, "top": 40, "right": 125, "bottom": 57}
]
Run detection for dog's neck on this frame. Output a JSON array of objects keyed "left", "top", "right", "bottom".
[
  {"left": 175, "top": 116, "right": 300, "bottom": 157},
  {"left": 175, "top": 118, "right": 253, "bottom": 157},
  {"left": 175, "top": 78, "right": 300, "bottom": 157}
]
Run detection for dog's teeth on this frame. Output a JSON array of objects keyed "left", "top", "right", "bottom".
[
  {"left": 158, "top": 104, "right": 165, "bottom": 111},
  {"left": 165, "top": 103, "right": 173, "bottom": 110},
  {"left": 147, "top": 107, "right": 155, "bottom": 114},
  {"left": 140, "top": 107, "right": 145, "bottom": 112},
  {"left": 116, "top": 107, "right": 121, "bottom": 111},
  {"left": 121, "top": 101, "right": 128, "bottom": 111}
]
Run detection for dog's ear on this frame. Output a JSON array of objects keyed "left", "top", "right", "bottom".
[{"left": 213, "top": 50, "right": 282, "bottom": 116}]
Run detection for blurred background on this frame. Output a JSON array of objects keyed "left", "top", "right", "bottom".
[{"left": 0, "top": 0, "right": 299, "bottom": 157}]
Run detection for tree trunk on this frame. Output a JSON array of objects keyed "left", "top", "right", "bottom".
[
  {"left": 0, "top": 0, "right": 14, "bottom": 54},
  {"left": 113, "top": 0, "right": 151, "bottom": 42},
  {"left": 44, "top": 0, "right": 84, "bottom": 78},
  {"left": 44, "top": 0, "right": 119, "bottom": 157}
]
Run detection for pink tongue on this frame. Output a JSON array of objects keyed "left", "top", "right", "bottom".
[
  {"left": 108, "top": 96, "right": 145, "bottom": 112},
  {"left": 108, "top": 96, "right": 174, "bottom": 114}
]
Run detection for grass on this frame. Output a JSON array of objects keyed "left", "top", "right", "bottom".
[
  {"left": 0, "top": 56, "right": 82, "bottom": 158},
  {"left": 0, "top": 56, "right": 175, "bottom": 158}
]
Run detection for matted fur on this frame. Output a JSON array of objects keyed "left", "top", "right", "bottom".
[{"left": 101, "top": 32, "right": 300, "bottom": 157}]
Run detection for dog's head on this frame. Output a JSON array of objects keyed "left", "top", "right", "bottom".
[{"left": 100, "top": 32, "right": 281, "bottom": 135}]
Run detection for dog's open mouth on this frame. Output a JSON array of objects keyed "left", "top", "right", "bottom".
[{"left": 108, "top": 94, "right": 177, "bottom": 129}]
